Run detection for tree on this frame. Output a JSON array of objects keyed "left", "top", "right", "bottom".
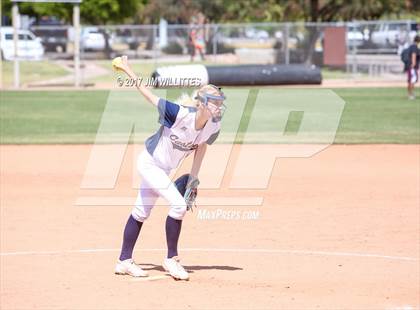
[
  {"left": 1, "top": 0, "right": 141, "bottom": 25},
  {"left": 281, "top": 0, "right": 411, "bottom": 64},
  {"left": 80, "top": 0, "right": 141, "bottom": 24},
  {"left": 282, "top": 0, "right": 408, "bottom": 22},
  {"left": 138, "top": 0, "right": 200, "bottom": 24},
  {"left": 200, "top": 0, "right": 284, "bottom": 23},
  {"left": 135, "top": 0, "right": 284, "bottom": 24}
]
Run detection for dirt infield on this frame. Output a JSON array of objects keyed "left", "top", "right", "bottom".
[{"left": 1, "top": 144, "right": 419, "bottom": 310}]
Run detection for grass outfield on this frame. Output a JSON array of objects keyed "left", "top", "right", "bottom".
[
  {"left": 0, "top": 87, "right": 419, "bottom": 144},
  {"left": 1, "top": 61, "right": 69, "bottom": 87}
]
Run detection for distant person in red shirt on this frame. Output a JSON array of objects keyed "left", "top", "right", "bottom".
[{"left": 188, "top": 22, "right": 206, "bottom": 62}]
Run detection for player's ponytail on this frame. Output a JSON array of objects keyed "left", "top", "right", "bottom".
[{"left": 175, "top": 90, "right": 200, "bottom": 108}]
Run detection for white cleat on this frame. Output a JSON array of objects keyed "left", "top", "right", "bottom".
[
  {"left": 115, "top": 259, "right": 149, "bottom": 277},
  {"left": 163, "top": 256, "right": 189, "bottom": 281}
]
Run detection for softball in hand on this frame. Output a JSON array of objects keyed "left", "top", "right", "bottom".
[{"left": 112, "top": 57, "right": 123, "bottom": 72}]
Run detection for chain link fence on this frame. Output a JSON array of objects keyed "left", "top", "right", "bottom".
[{"left": 1, "top": 20, "right": 418, "bottom": 88}]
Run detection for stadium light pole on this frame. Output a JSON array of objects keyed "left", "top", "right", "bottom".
[{"left": 10, "top": 0, "right": 82, "bottom": 88}]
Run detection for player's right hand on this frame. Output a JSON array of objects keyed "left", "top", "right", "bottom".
[{"left": 114, "top": 55, "right": 130, "bottom": 75}]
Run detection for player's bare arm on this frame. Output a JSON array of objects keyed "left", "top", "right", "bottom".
[
  {"left": 113, "top": 55, "right": 159, "bottom": 106},
  {"left": 190, "top": 143, "right": 207, "bottom": 179}
]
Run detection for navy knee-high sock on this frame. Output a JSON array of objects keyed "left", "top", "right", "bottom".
[
  {"left": 166, "top": 216, "right": 182, "bottom": 259},
  {"left": 119, "top": 215, "right": 143, "bottom": 261}
]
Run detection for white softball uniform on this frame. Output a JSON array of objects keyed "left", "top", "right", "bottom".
[{"left": 131, "top": 98, "right": 221, "bottom": 221}]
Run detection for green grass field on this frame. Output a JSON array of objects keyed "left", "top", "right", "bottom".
[
  {"left": 0, "top": 87, "right": 419, "bottom": 144},
  {"left": 1, "top": 61, "right": 69, "bottom": 87}
]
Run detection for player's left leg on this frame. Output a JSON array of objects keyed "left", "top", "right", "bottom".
[
  {"left": 115, "top": 182, "right": 159, "bottom": 277},
  {"left": 138, "top": 161, "right": 189, "bottom": 280},
  {"left": 120, "top": 182, "right": 159, "bottom": 260}
]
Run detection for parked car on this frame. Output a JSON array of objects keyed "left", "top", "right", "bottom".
[
  {"left": 109, "top": 28, "right": 150, "bottom": 51},
  {"left": 0, "top": 27, "right": 44, "bottom": 60},
  {"left": 30, "top": 16, "right": 68, "bottom": 53},
  {"left": 347, "top": 25, "right": 367, "bottom": 48},
  {"left": 244, "top": 27, "right": 269, "bottom": 40},
  {"left": 81, "top": 27, "right": 106, "bottom": 51},
  {"left": 371, "top": 22, "right": 418, "bottom": 48}
]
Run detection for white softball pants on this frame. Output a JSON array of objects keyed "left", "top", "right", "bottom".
[{"left": 131, "top": 150, "right": 188, "bottom": 222}]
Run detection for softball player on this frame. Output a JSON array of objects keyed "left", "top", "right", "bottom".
[{"left": 113, "top": 56, "right": 226, "bottom": 280}]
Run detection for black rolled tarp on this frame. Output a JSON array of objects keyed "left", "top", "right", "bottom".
[
  {"left": 206, "top": 64, "right": 322, "bottom": 86},
  {"left": 151, "top": 64, "right": 322, "bottom": 87}
]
